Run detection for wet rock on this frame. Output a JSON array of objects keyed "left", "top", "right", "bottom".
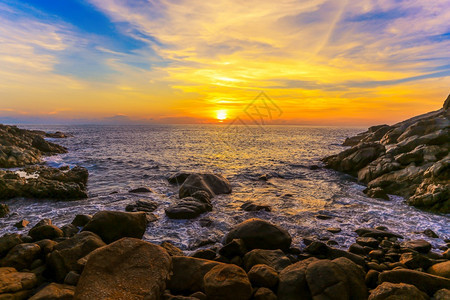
[
  {"left": 0, "top": 233, "right": 23, "bottom": 257},
  {"left": 82, "top": 211, "right": 148, "bottom": 243},
  {"left": 0, "top": 204, "right": 9, "bottom": 217},
  {"left": 379, "top": 269, "right": 450, "bottom": 295},
  {"left": 423, "top": 229, "right": 439, "bottom": 238},
  {"left": 401, "top": 239, "right": 432, "bottom": 253},
  {"left": 355, "top": 228, "right": 403, "bottom": 239},
  {"left": 168, "top": 256, "right": 224, "bottom": 294},
  {"left": 29, "top": 283, "right": 75, "bottom": 300},
  {"left": 364, "top": 187, "right": 389, "bottom": 200},
  {"left": 168, "top": 172, "right": 191, "bottom": 185},
  {"left": 240, "top": 201, "right": 271, "bottom": 212},
  {"left": 326, "top": 227, "right": 341, "bottom": 233},
  {"left": 203, "top": 264, "right": 252, "bottom": 300},
  {"left": 356, "top": 237, "right": 379, "bottom": 248},
  {"left": 0, "top": 267, "right": 37, "bottom": 297},
  {"left": 179, "top": 173, "right": 232, "bottom": 198},
  {"left": 75, "top": 238, "right": 171, "bottom": 299},
  {"left": 428, "top": 261, "right": 450, "bottom": 279},
  {"left": 29, "top": 224, "right": 63, "bottom": 241},
  {"left": 71, "top": 214, "right": 92, "bottom": 227},
  {"left": 315, "top": 214, "right": 333, "bottom": 220},
  {"left": 225, "top": 218, "right": 292, "bottom": 251},
  {"left": 47, "top": 231, "right": 106, "bottom": 282},
  {"left": 165, "top": 195, "right": 212, "bottom": 219},
  {"left": 368, "top": 282, "right": 429, "bottom": 300},
  {"left": 128, "top": 187, "right": 153, "bottom": 193},
  {"left": 192, "top": 249, "right": 217, "bottom": 260},
  {"left": 349, "top": 243, "right": 367, "bottom": 256},
  {"left": 14, "top": 219, "right": 29, "bottom": 229},
  {"left": 1, "top": 243, "right": 40, "bottom": 270},
  {"left": 248, "top": 264, "right": 279, "bottom": 289},
  {"left": 219, "top": 239, "right": 247, "bottom": 258},
  {"left": 125, "top": 199, "right": 158, "bottom": 212},
  {"left": 243, "top": 249, "right": 291, "bottom": 272}
]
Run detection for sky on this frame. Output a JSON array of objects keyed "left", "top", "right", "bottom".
[{"left": 0, "top": 0, "right": 449, "bottom": 125}]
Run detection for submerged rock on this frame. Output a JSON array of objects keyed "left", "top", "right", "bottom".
[
  {"left": 179, "top": 173, "right": 232, "bottom": 198},
  {"left": 323, "top": 95, "right": 450, "bottom": 213},
  {"left": 240, "top": 201, "right": 272, "bottom": 212},
  {"left": 166, "top": 191, "right": 213, "bottom": 219}
]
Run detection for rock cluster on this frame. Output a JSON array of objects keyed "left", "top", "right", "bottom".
[
  {"left": 165, "top": 173, "right": 232, "bottom": 219},
  {"left": 1, "top": 214, "right": 448, "bottom": 299},
  {"left": 323, "top": 95, "right": 450, "bottom": 213},
  {"left": 0, "top": 124, "right": 67, "bottom": 168}
]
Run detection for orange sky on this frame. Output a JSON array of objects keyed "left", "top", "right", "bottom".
[{"left": 0, "top": 0, "right": 449, "bottom": 125}]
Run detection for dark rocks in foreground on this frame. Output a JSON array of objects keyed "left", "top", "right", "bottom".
[
  {"left": 0, "top": 213, "right": 450, "bottom": 299},
  {"left": 323, "top": 95, "right": 450, "bottom": 213}
]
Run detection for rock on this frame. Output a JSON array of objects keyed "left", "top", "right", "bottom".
[
  {"left": 219, "top": 239, "right": 247, "bottom": 258},
  {"left": 277, "top": 257, "right": 318, "bottom": 299},
  {"left": 240, "top": 201, "right": 271, "bottom": 212},
  {"left": 401, "top": 239, "right": 432, "bottom": 253},
  {"left": 61, "top": 224, "right": 79, "bottom": 237},
  {"left": 0, "top": 204, "right": 9, "bottom": 217},
  {"left": 355, "top": 228, "right": 403, "bottom": 239},
  {"left": 306, "top": 241, "right": 365, "bottom": 267},
  {"left": 14, "top": 220, "right": 29, "bottom": 229},
  {"left": 225, "top": 219, "right": 292, "bottom": 251},
  {"left": 368, "top": 282, "right": 429, "bottom": 300},
  {"left": 29, "top": 283, "right": 75, "bottom": 300},
  {"left": 379, "top": 269, "right": 450, "bottom": 295},
  {"left": 434, "top": 288, "right": 450, "bottom": 300},
  {"left": 179, "top": 173, "right": 232, "bottom": 198},
  {"left": 356, "top": 237, "right": 379, "bottom": 248},
  {"left": 45, "top": 131, "right": 72, "bottom": 138},
  {"left": 82, "top": 211, "right": 148, "bottom": 243},
  {"left": 365, "top": 269, "right": 380, "bottom": 288},
  {"left": 326, "top": 227, "right": 341, "bottom": 233},
  {"left": 36, "top": 239, "right": 57, "bottom": 255},
  {"left": 243, "top": 249, "right": 291, "bottom": 272},
  {"left": 0, "top": 267, "right": 37, "bottom": 296},
  {"left": 364, "top": 187, "right": 389, "bottom": 200},
  {"left": 349, "top": 243, "right": 367, "bottom": 256},
  {"left": 315, "top": 214, "right": 333, "bottom": 220},
  {"left": 64, "top": 271, "right": 80, "bottom": 286},
  {"left": 75, "top": 238, "right": 171, "bottom": 299},
  {"left": 248, "top": 264, "right": 279, "bottom": 289},
  {"left": 128, "top": 187, "right": 153, "bottom": 193},
  {"left": 203, "top": 264, "right": 252, "bottom": 300},
  {"left": 161, "top": 241, "right": 185, "bottom": 256},
  {"left": 305, "top": 257, "right": 367, "bottom": 300},
  {"left": 29, "top": 224, "right": 64, "bottom": 241},
  {"left": 253, "top": 287, "right": 277, "bottom": 300},
  {"left": 424, "top": 229, "right": 439, "bottom": 238},
  {"left": 428, "top": 261, "right": 450, "bottom": 279},
  {"left": 168, "top": 256, "right": 224, "bottom": 294},
  {"left": 47, "top": 231, "right": 106, "bottom": 282},
  {"left": 71, "top": 214, "right": 92, "bottom": 227},
  {"left": 168, "top": 172, "right": 191, "bottom": 185},
  {"left": 165, "top": 195, "right": 212, "bottom": 219},
  {"left": 192, "top": 249, "right": 216, "bottom": 260},
  {"left": 1, "top": 243, "right": 40, "bottom": 270},
  {"left": 125, "top": 199, "right": 158, "bottom": 212},
  {"left": 0, "top": 233, "right": 22, "bottom": 257},
  {"left": 400, "top": 252, "right": 432, "bottom": 269}
]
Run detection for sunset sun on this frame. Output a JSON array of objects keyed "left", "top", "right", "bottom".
[{"left": 216, "top": 109, "right": 228, "bottom": 122}]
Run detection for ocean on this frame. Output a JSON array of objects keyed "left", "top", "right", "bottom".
[{"left": 1, "top": 124, "right": 448, "bottom": 250}]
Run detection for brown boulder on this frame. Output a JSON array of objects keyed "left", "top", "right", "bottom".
[
  {"left": 368, "top": 282, "right": 428, "bottom": 300},
  {"left": 179, "top": 173, "right": 232, "bottom": 198},
  {"left": 0, "top": 267, "right": 37, "bottom": 297},
  {"left": 203, "top": 264, "right": 252, "bottom": 300},
  {"left": 379, "top": 269, "right": 450, "bottom": 295},
  {"left": 428, "top": 261, "right": 450, "bottom": 279},
  {"left": 30, "top": 283, "right": 75, "bottom": 300},
  {"left": 1, "top": 243, "right": 40, "bottom": 270},
  {"left": 74, "top": 238, "right": 171, "bottom": 299}
]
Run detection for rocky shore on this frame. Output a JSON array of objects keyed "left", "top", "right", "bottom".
[
  {"left": 0, "top": 212, "right": 449, "bottom": 299},
  {"left": 0, "top": 125, "right": 89, "bottom": 207},
  {"left": 323, "top": 95, "right": 449, "bottom": 213}
]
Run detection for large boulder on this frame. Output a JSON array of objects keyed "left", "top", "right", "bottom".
[
  {"left": 168, "top": 256, "right": 224, "bottom": 294},
  {"left": 47, "top": 232, "right": 106, "bottom": 282},
  {"left": 248, "top": 264, "right": 279, "bottom": 290},
  {"left": 0, "top": 233, "right": 22, "bottom": 257},
  {"left": 379, "top": 269, "right": 450, "bottom": 295},
  {"left": 428, "top": 261, "right": 450, "bottom": 279},
  {"left": 277, "top": 257, "right": 367, "bottom": 300},
  {"left": 368, "top": 282, "right": 428, "bottom": 300},
  {"left": 179, "top": 173, "right": 232, "bottom": 198},
  {"left": 82, "top": 211, "right": 148, "bottom": 243},
  {"left": 203, "top": 264, "right": 252, "bottom": 300},
  {"left": 1, "top": 243, "right": 41, "bottom": 270},
  {"left": 0, "top": 267, "right": 37, "bottom": 298},
  {"left": 74, "top": 238, "right": 171, "bottom": 299},
  {"left": 243, "top": 249, "right": 291, "bottom": 272},
  {"left": 225, "top": 219, "right": 292, "bottom": 251},
  {"left": 29, "top": 224, "right": 64, "bottom": 241}
]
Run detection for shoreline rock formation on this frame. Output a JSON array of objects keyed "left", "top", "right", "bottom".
[
  {"left": 323, "top": 95, "right": 450, "bottom": 213},
  {"left": 0, "top": 213, "right": 449, "bottom": 299}
]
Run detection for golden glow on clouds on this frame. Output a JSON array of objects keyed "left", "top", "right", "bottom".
[{"left": 0, "top": 1, "right": 449, "bottom": 124}]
